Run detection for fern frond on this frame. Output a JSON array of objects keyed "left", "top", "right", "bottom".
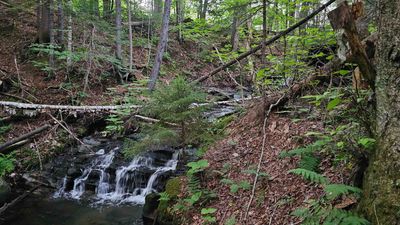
[
  {"left": 289, "top": 168, "right": 328, "bottom": 184},
  {"left": 324, "top": 184, "right": 362, "bottom": 200},
  {"left": 299, "top": 154, "right": 320, "bottom": 171},
  {"left": 324, "top": 208, "right": 369, "bottom": 225}
]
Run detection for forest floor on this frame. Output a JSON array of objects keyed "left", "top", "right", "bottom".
[
  {"left": 0, "top": 3, "right": 354, "bottom": 225},
  {"left": 184, "top": 101, "right": 354, "bottom": 224}
]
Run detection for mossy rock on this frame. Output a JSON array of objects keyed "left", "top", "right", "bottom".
[
  {"left": 156, "top": 177, "right": 182, "bottom": 225},
  {"left": 164, "top": 177, "right": 181, "bottom": 198}
]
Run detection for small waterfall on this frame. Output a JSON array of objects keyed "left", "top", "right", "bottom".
[
  {"left": 54, "top": 146, "right": 181, "bottom": 205},
  {"left": 53, "top": 176, "right": 67, "bottom": 198}
]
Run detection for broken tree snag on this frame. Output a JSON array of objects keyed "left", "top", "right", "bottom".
[
  {"left": 195, "top": 0, "right": 337, "bottom": 83},
  {"left": 0, "top": 124, "right": 51, "bottom": 153},
  {"left": 328, "top": 1, "right": 376, "bottom": 89}
]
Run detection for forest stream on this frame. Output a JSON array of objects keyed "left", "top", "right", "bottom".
[{"left": 0, "top": 105, "right": 236, "bottom": 225}]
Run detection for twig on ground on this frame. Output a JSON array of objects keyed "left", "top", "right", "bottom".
[{"left": 243, "top": 94, "right": 286, "bottom": 224}]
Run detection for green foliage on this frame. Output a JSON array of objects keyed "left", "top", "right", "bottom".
[
  {"left": 124, "top": 77, "right": 208, "bottom": 155},
  {"left": 293, "top": 200, "right": 369, "bottom": 225},
  {"left": 224, "top": 216, "right": 237, "bottom": 225},
  {"left": 288, "top": 168, "right": 328, "bottom": 184},
  {"left": 324, "top": 184, "right": 362, "bottom": 201},
  {"left": 201, "top": 208, "right": 217, "bottom": 224},
  {"left": 104, "top": 114, "right": 125, "bottom": 136},
  {"left": 124, "top": 126, "right": 179, "bottom": 158},
  {"left": 0, "top": 154, "right": 14, "bottom": 177},
  {"left": 220, "top": 178, "right": 251, "bottom": 193},
  {"left": 187, "top": 159, "right": 209, "bottom": 175}
]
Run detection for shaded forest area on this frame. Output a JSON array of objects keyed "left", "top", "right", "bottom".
[{"left": 0, "top": 0, "right": 399, "bottom": 224}]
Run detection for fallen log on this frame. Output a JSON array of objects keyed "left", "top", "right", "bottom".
[
  {"left": 0, "top": 101, "right": 141, "bottom": 112},
  {"left": 0, "top": 185, "right": 40, "bottom": 216},
  {"left": 195, "top": 0, "right": 337, "bottom": 82},
  {"left": 0, "top": 124, "right": 51, "bottom": 153}
]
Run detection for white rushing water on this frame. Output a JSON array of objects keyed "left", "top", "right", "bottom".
[{"left": 54, "top": 147, "right": 180, "bottom": 205}]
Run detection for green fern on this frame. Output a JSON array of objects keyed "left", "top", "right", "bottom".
[
  {"left": 324, "top": 184, "right": 362, "bottom": 200},
  {"left": 288, "top": 168, "right": 328, "bottom": 184},
  {"left": 299, "top": 154, "right": 320, "bottom": 171},
  {"left": 294, "top": 203, "right": 369, "bottom": 225}
]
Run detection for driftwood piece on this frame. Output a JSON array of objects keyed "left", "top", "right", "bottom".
[
  {"left": 195, "top": 0, "right": 337, "bottom": 83},
  {"left": 327, "top": 1, "right": 376, "bottom": 88},
  {"left": 0, "top": 124, "right": 51, "bottom": 153}
]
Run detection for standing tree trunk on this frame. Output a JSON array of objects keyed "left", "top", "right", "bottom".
[
  {"left": 93, "top": 0, "right": 99, "bottom": 16},
  {"left": 360, "top": 0, "right": 400, "bottom": 224},
  {"left": 115, "top": 0, "right": 122, "bottom": 61},
  {"left": 231, "top": 13, "right": 239, "bottom": 52},
  {"left": 57, "top": 0, "right": 64, "bottom": 45},
  {"left": 103, "top": 0, "right": 110, "bottom": 19},
  {"left": 148, "top": 0, "right": 172, "bottom": 91},
  {"left": 48, "top": 0, "right": 55, "bottom": 74},
  {"left": 197, "top": 0, "right": 203, "bottom": 19},
  {"left": 36, "top": 0, "right": 41, "bottom": 34},
  {"left": 201, "top": 0, "right": 208, "bottom": 20},
  {"left": 66, "top": 0, "right": 73, "bottom": 73},
  {"left": 127, "top": 0, "right": 133, "bottom": 71},
  {"left": 261, "top": 0, "right": 267, "bottom": 66},
  {"left": 38, "top": 0, "right": 51, "bottom": 43},
  {"left": 176, "top": 0, "right": 183, "bottom": 43}
]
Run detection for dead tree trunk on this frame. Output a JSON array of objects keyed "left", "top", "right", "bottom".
[
  {"left": 148, "top": 0, "right": 172, "bottom": 91},
  {"left": 327, "top": 1, "right": 376, "bottom": 89}
]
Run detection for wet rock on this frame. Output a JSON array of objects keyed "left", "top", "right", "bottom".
[
  {"left": 142, "top": 193, "right": 160, "bottom": 225},
  {"left": 0, "top": 178, "right": 11, "bottom": 204},
  {"left": 67, "top": 167, "right": 80, "bottom": 177}
]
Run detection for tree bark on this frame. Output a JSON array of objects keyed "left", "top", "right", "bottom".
[
  {"left": 127, "top": 0, "right": 133, "bottom": 71},
  {"left": 261, "top": 0, "right": 267, "bottom": 66},
  {"left": 197, "top": 0, "right": 203, "bottom": 19},
  {"left": 38, "top": 0, "right": 51, "bottom": 43},
  {"left": 56, "top": 0, "right": 64, "bottom": 45},
  {"left": 231, "top": 13, "right": 239, "bottom": 51},
  {"left": 36, "top": 0, "right": 41, "bottom": 32},
  {"left": 360, "top": 0, "right": 400, "bottom": 224},
  {"left": 103, "top": 0, "right": 110, "bottom": 19},
  {"left": 201, "top": 0, "right": 208, "bottom": 20},
  {"left": 115, "top": 0, "right": 122, "bottom": 61},
  {"left": 176, "top": 0, "right": 183, "bottom": 43},
  {"left": 66, "top": 0, "right": 72, "bottom": 72},
  {"left": 48, "top": 0, "right": 55, "bottom": 73},
  {"left": 148, "top": 0, "right": 172, "bottom": 91}
]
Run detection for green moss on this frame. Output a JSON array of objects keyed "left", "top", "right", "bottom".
[{"left": 165, "top": 177, "right": 181, "bottom": 198}]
